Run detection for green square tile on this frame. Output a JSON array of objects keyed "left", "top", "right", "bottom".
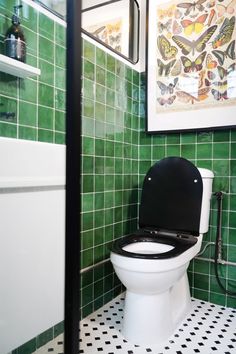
[
  {"left": 55, "top": 44, "right": 66, "bottom": 68},
  {"left": 181, "top": 144, "right": 196, "bottom": 159},
  {"left": 38, "top": 106, "right": 54, "bottom": 129},
  {"left": 55, "top": 89, "right": 65, "bottom": 110},
  {"left": 18, "top": 337, "right": 36, "bottom": 354},
  {"left": 0, "top": 95, "right": 17, "bottom": 123},
  {"left": 53, "top": 321, "right": 64, "bottom": 338},
  {"left": 106, "top": 106, "right": 115, "bottom": 124},
  {"left": 82, "top": 284, "right": 93, "bottom": 306},
  {"left": 96, "top": 84, "right": 105, "bottom": 103},
  {"left": 213, "top": 160, "right": 229, "bottom": 176},
  {"left": 213, "top": 143, "right": 229, "bottom": 159},
  {"left": 82, "top": 230, "right": 94, "bottom": 249},
  {"left": 95, "top": 193, "right": 104, "bottom": 210},
  {"left": 82, "top": 116, "right": 94, "bottom": 137},
  {"left": 37, "top": 328, "right": 53, "bottom": 348},
  {"left": 107, "top": 54, "right": 115, "bottom": 72},
  {"left": 83, "top": 156, "right": 94, "bottom": 173},
  {"left": 39, "top": 13, "right": 54, "bottom": 41},
  {"left": 197, "top": 131, "right": 213, "bottom": 143},
  {"left": 38, "top": 83, "right": 54, "bottom": 107},
  {"left": 19, "top": 126, "right": 37, "bottom": 141},
  {"left": 96, "top": 66, "right": 105, "bottom": 87},
  {"left": 0, "top": 73, "right": 17, "bottom": 97},
  {"left": 23, "top": 27, "right": 38, "bottom": 57},
  {"left": 39, "top": 59, "right": 54, "bottom": 86},
  {"left": 84, "top": 59, "right": 95, "bottom": 81},
  {"left": 166, "top": 145, "right": 180, "bottom": 156},
  {"left": 197, "top": 143, "right": 212, "bottom": 159},
  {"left": 83, "top": 98, "right": 94, "bottom": 118},
  {"left": 83, "top": 40, "right": 95, "bottom": 62},
  {"left": 82, "top": 248, "right": 93, "bottom": 268},
  {"left": 84, "top": 78, "right": 95, "bottom": 100},
  {"left": 95, "top": 102, "right": 105, "bottom": 121},
  {"left": 55, "top": 23, "right": 66, "bottom": 46},
  {"left": 213, "top": 130, "right": 230, "bottom": 142},
  {"left": 106, "top": 71, "right": 115, "bottom": 90},
  {"left": 55, "top": 110, "right": 65, "bottom": 132},
  {"left": 39, "top": 35, "right": 54, "bottom": 63},
  {"left": 55, "top": 132, "right": 65, "bottom": 144},
  {"left": 0, "top": 122, "right": 17, "bottom": 138},
  {"left": 231, "top": 160, "right": 236, "bottom": 176},
  {"left": 38, "top": 129, "right": 54, "bottom": 143},
  {"left": 19, "top": 101, "right": 36, "bottom": 126},
  {"left": 96, "top": 47, "right": 106, "bottom": 67},
  {"left": 19, "top": 78, "right": 37, "bottom": 103},
  {"left": 83, "top": 174, "right": 94, "bottom": 193},
  {"left": 83, "top": 136, "right": 94, "bottom": 155},
  {"left": 181, "top": 132, "right": 196, "bottom": 144}
]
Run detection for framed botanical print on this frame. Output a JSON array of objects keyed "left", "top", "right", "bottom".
[{"left": 147, "top": 0, "right": 236, "bottom": 133}]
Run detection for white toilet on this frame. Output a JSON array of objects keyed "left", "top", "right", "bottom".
[{"left": 110, "top": 157, "right": 214, "bottom": 347}]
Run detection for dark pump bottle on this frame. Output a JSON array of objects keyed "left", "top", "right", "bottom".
[{"left": 5, "top": 5, "right": 26, "bottom": 62}]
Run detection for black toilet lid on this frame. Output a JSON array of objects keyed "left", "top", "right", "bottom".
[{"left": 139, "top": 157, "right": 203, "bottom": 236}]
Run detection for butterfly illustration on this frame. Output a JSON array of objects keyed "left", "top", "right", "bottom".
[
  {"left": 181, "top": 14, "right": 208, "bottom": 36},
  {"left": 198, "top": 70, "right": 206, "bottom": 88},
  {"left": 174, "top": 9, "right": 183, "bottom": 19},
  {"left": 217, "top": 0, "right": 236, "bottom": 17},
  {"left": 217, "top": 63, "right": 236, "bottom": 79},
  {"left": 171, "top": 60, "right": 182, "bottom": 76},
  {"left": 157, "top": 35, "right": 178, "bottom": 60},
  {"left": 207, "top": 9, "right": 216, "bottom": 27},
  {"left": 212, "top": 40, "right": 235, "bottom": 65},
  {"left": 172, "top": 25, "right": 217, "bottom": 55},
  {"left": 172, "top": 20, "right": 182, "bottom": 35},
  {"left": 157, "top": 5, "right": 176, "bottom": 20},
  {"left": 158, "top": 19, "right": 172, "bottom": 33},
  {"left": 177, "top": 0, "right": 207, "bottom": 16},
  {"left": 109, "top": 33, "right": 121, "bottom": 46},
  {"left": 211, "top": 89, "right": 228, "bottom": 100},
  {"left": 206, "top": 53, "right": 217, "bottom": 69},
  {"left": 206, "top": 0, "right": 216, "bottom": 8},
  {"left": 205, "top": 78, "right": 228, "bottom": 90},
  {"left": 157, "top": 95, "right": 176, "bottom": 106},
  {"left": 212, "top": 16, "right": 235, "bottom": 48},
  {"left": 176, "top": 90, "right": 199, "bottom": 103},
  {"left": 157, "top": 78, "right": 179, "bottom": 95},
  {"left": 181, "top": 51, "right": 207, "bottom": 73},
  {"left": 207, "top": 64, "right": 235, "bottom": 81},
  {"left": 157, "top": 59, "right": 176, "bottom": 76},
  {"left": 198, "top": 87, "right": 210, "bottom": 100}
]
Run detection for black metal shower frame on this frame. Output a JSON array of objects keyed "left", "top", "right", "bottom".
[{"left": 65, "top": 0, "right": 81, "bottom": 353}]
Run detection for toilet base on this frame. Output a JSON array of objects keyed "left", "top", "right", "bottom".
[{"left": 122, "top": 273, "right": 191, "bottom": 347}]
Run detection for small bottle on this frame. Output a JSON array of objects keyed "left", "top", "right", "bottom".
[{"left": 5, "top": 5, "right": 26, "bottom": 62}]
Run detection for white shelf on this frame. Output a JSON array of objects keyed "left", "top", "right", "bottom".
[{"left": 0, "top": 54, "right": 41, "bottom": 78}]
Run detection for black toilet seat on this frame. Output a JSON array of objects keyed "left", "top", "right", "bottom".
[{"left": 111, "top": 230, "right": 198, "bottom": 260}]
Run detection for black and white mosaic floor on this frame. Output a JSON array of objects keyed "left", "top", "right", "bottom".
[{"left": 35, "top": 293, "right": 236, "bottom": 353}]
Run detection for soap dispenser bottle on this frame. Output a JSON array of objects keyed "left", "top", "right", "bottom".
[{"left": 5, "top": 5, "right": 26, "bottom": 62}]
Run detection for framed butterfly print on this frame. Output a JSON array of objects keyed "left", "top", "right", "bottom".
[{"left": 147, "top": 0, "right": 236, "bottom": 133}]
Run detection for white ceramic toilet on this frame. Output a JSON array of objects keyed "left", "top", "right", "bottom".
[{"left": 110, "top": 157, "right": 214, "bottom": 347}]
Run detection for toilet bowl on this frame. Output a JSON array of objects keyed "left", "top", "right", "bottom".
[{"left": 110, "top": 157, "right": 214, "bottom": 347}]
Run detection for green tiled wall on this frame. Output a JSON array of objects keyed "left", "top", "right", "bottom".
[
  {"left": 0, "top": 1, "right": 66, "bottom": 144},
  {"left": 80, "top": 39, "right": 141, "bottom": 318}
]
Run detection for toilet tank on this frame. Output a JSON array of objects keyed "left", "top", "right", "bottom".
[{"left": 198, "top": 168, "right": 214, "bottom": 234}]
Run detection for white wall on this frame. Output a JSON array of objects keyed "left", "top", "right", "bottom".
[{"left": 0, "top": 138, "right": 65, "bottom": 354}]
